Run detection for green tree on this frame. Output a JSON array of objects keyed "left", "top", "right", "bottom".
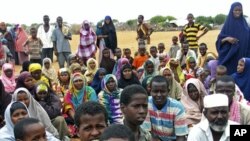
[
  {"left": 126, "top": 19, "right": 137, "bottom": 27},
  {"left": 165, "top": 16, "right": 176, "bottom": 22},
  {"left": 214, "top": 14, "right": 227, "bottom": 25},
  {"left": 150, "top": 15, "right": 166, "bottom": 24}
]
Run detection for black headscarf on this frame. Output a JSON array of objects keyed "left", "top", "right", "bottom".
[{"left": 118, "top": 64, "right": 140, "bottom": 89}]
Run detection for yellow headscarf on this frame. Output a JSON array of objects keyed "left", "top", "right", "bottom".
[{"left": 29, "top": 63, "right": 42, "bottom": 72}]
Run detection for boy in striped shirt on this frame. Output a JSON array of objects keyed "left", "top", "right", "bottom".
[{"left": 142, "top": 76, "right": 188, "bottom": 141}]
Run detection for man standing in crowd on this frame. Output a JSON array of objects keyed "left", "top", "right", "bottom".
[
  {"left": 183, "top": 13, "right": 208, "bottom": 56},
  {"left": 52, "top": 16, "right": 72, "bottom": 68},
  {"left": 136, "top": 15, "right": 154, "bottom": 44},
  {"left": 37, "top": 15, "right": 55, "bottom": 62}
]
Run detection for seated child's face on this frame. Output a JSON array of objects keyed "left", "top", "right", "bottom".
[
  {"left": 150, "top": 48, "right": 157, "bottom": 57},
  {"left": 23, "top": 123, "right": 47, "bottom": 141},
  {"left": 158, "top": 45, "right": 165, "bottom": 53},
  {"left": 139, "top": 48, "right": 146, "bottom": 55},
  {"left": 89, "top": 61, "right": 96, "bottom": 70},
  {"left": 199, "top": 46, "right": 207, "bottom": 56},
  {"left": 103, "top": 50, "right": 110, "bottom": 58},
  {"left": 78, "top": 113, "right": 107, "bottom": 141},
  {"left": 106, "top": 78, "right": 116, "bottom": 92},
  {"left": 216, "top": 69, "right": 227, "bottom": 78},
  {"left": 146, "top": 63, "right": 154, "bottom": 74},
  {"left": 189, "top": 60, "right": 196, "bottom": 69},
  {"left": 31, "top": 70, "right": 42, "bottom": 80},
  {"left": 59, "top": 72, "right": 70, "bottom": 83},
  {"left": 115, "top": 49, "right": 122, "bottom": 58},
  {"left": 124, "top": 50, "right": 131, "bottom": 58},
  {"left": 44, "top": 62, "right": 50, "bottom": 69},
  {"left": 99, "top": 71, "right": 106, "bottom": 80},
  {"left": 172, "top": 37, "right": 178, "bottom": 44}
]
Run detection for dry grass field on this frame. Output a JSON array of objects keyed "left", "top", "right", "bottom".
[{"left": 14, "top": 30, "right": 220, "bottom": 73}]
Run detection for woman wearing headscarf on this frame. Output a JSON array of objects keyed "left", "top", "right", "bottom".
[
  {"left": 29, "top": 63, "right": 50, "bottom": 87},
  {"left": 33, "top": 81, "right": 69, "bottom": 140},
  {"left": 84, "top": 58, "right": 98, "bottom": 85},
  {"left": 76, "top": 20, "right": 97, "bottom": 64},
  {"left": 118, "top": 64, "right": 140, "bottom": 89},
  {"left": 0, "top": 80, "right": 11, "bottom": 128},
  {"left": 160, "top": 67, "right": 183, "bottom": 100},
  {"left": 216, "top": 2, "right": 250, "bottom": 75},
  {"left": 100, "top": 48, "right": 116, "bottom": 74},
  {"left": 15, "top": 25, "right": 29, "bottom": 65},
  {"left": 56, "top": 68, "right": 70, "bottom": 97},
  {"left": 42, "top": 58, "right": 59, "bottom": 86},
  {"left": 181, "top": 78, "right": 207, "bottom": 128},
  {"left": 232, "top": 58, "right": 250, "bottom": 101},
  {"left": 113, "top": 58, "right": 129, "bottom": 80},
  {"left": 98, "top": 74, "right": 123, "bottom": 124},
  {"left": 16, "top": 71, "right": 35, "bottom": 93},
  {"left": 12, "top": 88, "right": 59, "bottom": 138},
  {"left": 102, "top": 16, "right": 117, "bottom": 54},
  {"left": 63, "top": 73, "right": 97, "bottom": 136},
  {"left": 0, "top": 102, "right": 59, "bottom": 140},
  {"left": 166, "top": 58, "right": 185, "bottom": 85},
  {"left": 0, "top": 63, "right": 16, "bottom": 94},
  {"left": 139, "top": 59, "right": 157, "bottom": 82},
  {"left": 91, "top": 68, "right": 107, "bottom": 94}
]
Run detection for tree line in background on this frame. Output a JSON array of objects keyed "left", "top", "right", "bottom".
[{"left": 6, "top": 13, "right": 230, "bottom": 34}]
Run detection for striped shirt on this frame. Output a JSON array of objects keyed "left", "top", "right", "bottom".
[
  {"left": 142, "top": 96, "right": 188, "bottom": 141},
  {"left": 183, "top": 23, "right": 207, "bottom": 49}
]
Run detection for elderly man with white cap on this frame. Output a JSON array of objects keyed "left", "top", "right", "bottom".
[{"left": 187, "top": 94, "right": 237, "bottom": 141}]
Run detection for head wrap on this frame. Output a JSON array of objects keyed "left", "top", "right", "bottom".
[
  {"left": 204, "top": 94, "right": 228, "bottom": 108},
  {"left": 29, "top": 63, "right": 42, "bottom": 72}
]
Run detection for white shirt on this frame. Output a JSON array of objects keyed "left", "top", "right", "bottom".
[
  {"left": 187, "top": 119, "right": 238, "bottom": 141},
  {"left": 175, "top": 49, "right": 197, "bottom": 66},
  {"left": 37, "top": 24, "right": 55, "bottom": 48}
]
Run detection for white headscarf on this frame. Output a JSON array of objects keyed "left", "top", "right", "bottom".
[
  {"left": 12, "top": 88, "right": 59, "bottom": 137},
  {"left": 0, "top": 101, "right": 29, "bottom": 141}
]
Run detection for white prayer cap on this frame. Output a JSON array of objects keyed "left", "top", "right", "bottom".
[{"left": 204, "top": 94, "right": 228, "bottom": 108}]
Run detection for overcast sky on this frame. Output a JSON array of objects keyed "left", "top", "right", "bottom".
[{"left": 1, "top": 0, "right": 250, "bottom": 25}]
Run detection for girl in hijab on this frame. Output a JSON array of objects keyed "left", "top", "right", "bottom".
[
  {"left": 181, "top": 78, "right": 207, "bottom": 128},
  {"left": 42, "top": 58, "right": 59, "bottom": 87},
  {"left": 0, "top": 63, "right": 16, "bottom": 94},
  {"left": 100, "top": 48, "right": 116, "bottom": 74},
  {"left": 29, "top": 63, "right": 50, "bottom": 87},
  {"left": 33, "top": 82, "right": 69, "bottom": 140},
  {"left": 76, "top": 20, "right": 97, "bottom": 64},
  {"left": 113, "top": 58, "right": 129, "bottom": 80},
  {"left": 98, "top": 74, "right": 123, "bottom": 124},
  {"left": 232, "top": 58, "right": 250, "bottom": 101},
  {"left": 0, "top": 102, "right": 59, "bottom": 141},
  {"left": 16, "top": 71, "right": 35, "bottom": 93},
  {"left": 183, "top": 56, "right": 202, "bottom": 79},
  {"left": 63, "top": 73, "right": 97, "bottom": 136},
  {"left": 166, "top": 58, "right": 185, "bottom": 85},
  {"left": 118, "top": 64, "right": 140, "bottom": 89},
  {"left": 12, "top": 88, "right": 59, "bottom": 138},
  {"left": 91, "top": 68, "right": 107, "bottom": 94},
  {"left": 160, "top": 67, "right": 183, "bottom": 100},
  {"left": 102, "top": 16, "right": 117, "bottom": 54},
  {"left": 216, "top": 2, "right": 250, "bottom": 75},
  {"left": 84, "top": 58, "right": 98, "bottom": 85},
  {"left": 56, "top": 68, "right": 70, "bottom": 97},
  {"left": 139, "top": 59, "right": 157, "bottom": 82},
  {"left": 0, "top": 80, "right": 11, "bottom": 128}
]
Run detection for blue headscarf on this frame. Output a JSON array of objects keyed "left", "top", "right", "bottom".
[
  {"left": 105, "top": 16, "right": 111, "bottom": 21},
  {"left": 216, "top": 2, "right": 250, "bottom": 75},
  {"left": 232, "top": 58, "right": 250, "bottom": 101},
  {"left": 91, "top": 68, "right": 107, "bottom": 94}
]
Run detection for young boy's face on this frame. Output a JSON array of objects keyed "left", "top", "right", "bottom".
[
  {"left": 124, "top": 49, "right": 131, "bottom": 58},
  {"left": 78, "top": 113, "right": 107, "bottom": 141},
  {"left": 30, "top": 29, "right": 37, "bottom": 38},
  {"left": 23, "top": 123, "right": 47, "bottom": 141},
  {"left": 121, "top": 93, "right": 148, "bottom": 126},
  {"left": 150, "top": 81, "right": 168, "bottom": 109},
  {"left": 115, "top": 49, "right": 122, "bottom": 58},
  {"left": 172, "top": 37, "right": 178, "bottom": 44},
  {"left": 199, "top": 45, "right": 207, "bottom": 56},
  {"left": 138, "top": 48, "right": 146, "bottom": 56},
  {"left": 150, "top": 48, "right": 157, "bottom": 58},
  {"left": 158, "top": 44, "right": 165, "bottom": 53}
]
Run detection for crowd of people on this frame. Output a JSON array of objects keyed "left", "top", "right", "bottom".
[{"left": 0, "top": 1, "right": 250, "bottom": 141}]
